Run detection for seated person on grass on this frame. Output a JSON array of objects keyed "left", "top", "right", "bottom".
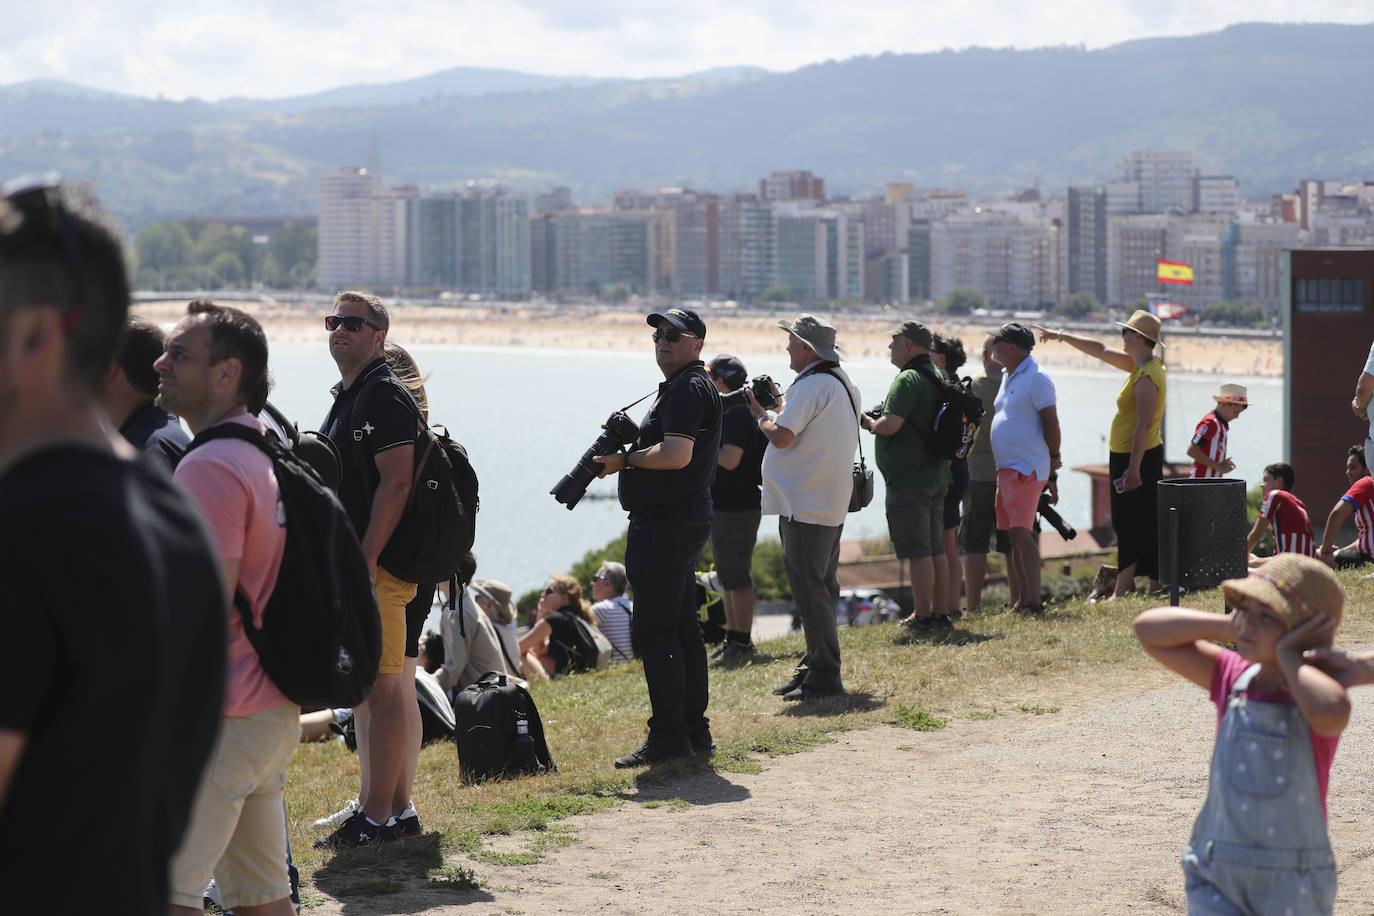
[
  {"left": 1246, "top": 462, "right": 1315, "bottom": 564},
  {"left": 1317, "top": 445, "right": 1374, "bottom": 569}
]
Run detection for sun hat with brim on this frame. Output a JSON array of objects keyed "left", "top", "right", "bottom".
[
  {"left": 777, "top": 313, "right": 843, "bottom": 362},
  {"left": 471, "top": 578, "right": 516, "bottom": 625},
  {"left": 1213, "top": 382, "right": 1249, "bottom": 406},
  {"left": 1114, "top": 309, "right": 1163, "bottom": 345},
  {"left": 1220, "top": 554, "right": 1344, "bottom": 630}
]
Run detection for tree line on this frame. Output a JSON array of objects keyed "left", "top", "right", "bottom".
[{"left": 133, "top": 219, "right": 317, "bottom": 291}]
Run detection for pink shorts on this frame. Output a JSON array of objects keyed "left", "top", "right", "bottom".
[{"left": 996, "top": 468, "right": 1047, "bottom": 530}]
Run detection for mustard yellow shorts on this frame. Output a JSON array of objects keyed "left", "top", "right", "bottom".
[{"left": 375, "top": 566, "right": 416, "bottom": 675}]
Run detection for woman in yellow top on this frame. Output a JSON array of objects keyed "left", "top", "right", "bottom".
[{"left": 1035, "top": 310, "right": 1166, "bottom": 597}]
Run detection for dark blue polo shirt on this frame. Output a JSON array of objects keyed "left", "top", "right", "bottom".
[
  {"left": 119, "top": 399, "right": 190, "bottom": 473},
  {"left": 322, "top": 357, "right": 417, "bottom": 536},
  {"left": 710, "top": 404, "right": 766, "bottom": 511},
  {"left": 618, "top": 361, "right": 721, "bottom": 514}
]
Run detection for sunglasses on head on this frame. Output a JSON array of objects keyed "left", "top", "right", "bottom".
[
  {"left": 325, "top": 315, "right": 381, "bottom": 333},
  {"left": 652, "top": 327, "right": 696, "bottom": 344},
  {"left": 543, "top": 586, "right": 555, "bottom": 596},
  {"left": 592, "top": 572, "right": 609, "bottom": 581}
]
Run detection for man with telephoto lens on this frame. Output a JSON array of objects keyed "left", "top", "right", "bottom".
[{"left": 595, "top": 308, "right": 722, "bottom": 767}]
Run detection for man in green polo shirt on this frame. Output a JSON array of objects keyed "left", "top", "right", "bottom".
[{"left": 861, "top": 321, "right": 953, "bottom": 629}]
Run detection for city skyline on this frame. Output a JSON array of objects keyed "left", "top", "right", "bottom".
[{"left": 1, "top": 5, "right": 1371, "bottom": 101}]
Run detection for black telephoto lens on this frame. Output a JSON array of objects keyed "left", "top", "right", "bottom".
[
  {"left": 550, "top": 411, "right": 641, "bottom": 510},
  {"left": 1036, "top": 493, "right": 1076, "bottom": 540}
]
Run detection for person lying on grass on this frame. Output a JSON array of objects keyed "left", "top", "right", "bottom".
[{"left": 1133, "top": 554, "right": 1350, "bottom": 916}]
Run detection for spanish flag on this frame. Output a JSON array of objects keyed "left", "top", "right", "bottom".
[{"left": 1157, "top": 259, "right": 1194, "bottom": 285}]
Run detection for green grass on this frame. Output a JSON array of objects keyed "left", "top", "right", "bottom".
[{"left": 289, "top": 570, "right": 1374, "bottom": 905}]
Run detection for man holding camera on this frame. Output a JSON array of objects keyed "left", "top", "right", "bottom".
[
  {"left": 988, "top": 322, "right": 1061, "bottom": 616},
  {"left": 595, "top": 308, "right": 721, "bottom": 767},
  {"left": 749, "top": 314, "right": 860, "bottom": 701}
]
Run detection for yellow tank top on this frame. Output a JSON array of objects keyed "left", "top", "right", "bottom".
[{"left": 1108, "top": 358, "right": 1166, "bottom": 453}]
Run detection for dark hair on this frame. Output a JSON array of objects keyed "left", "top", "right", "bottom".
[
  {"left": 1264, "top": 462, "right": 1295, "bottom": 490},
  {"left": 1350, "top": 445, "right": 1368, "bottom": 472},
  {"left": 420, "top": 631, "right": 444, "bottom": 673},
  {"left": 935, "top": 334, "right": 967, "bottom": 376},
  {"left": 0, "top": 181, "right": 129, "bottom": 396},
  {"left": 334, "top": 290, "right": 389, "bottom": 332},
  {"left": 186, "top": 299, "right": 271, "bottom": 413},
  {"left": 115, "top": 316, "right": 166, "bottom": 397}
]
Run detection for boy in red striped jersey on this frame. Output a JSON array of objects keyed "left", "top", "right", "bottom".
[
  {"left": 1247, "top": 462, "right": 1315, "bottom": 564},
  {"left": 1318, "top": 446, "right": 1374, "bottom": 569},
  {"left": 1187, "top": 383, "right": 1248, "bottom": 478}
]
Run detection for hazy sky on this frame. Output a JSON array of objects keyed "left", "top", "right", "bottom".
[{"left": 2, "top": 2, "right": 1371, "bottom": 100}]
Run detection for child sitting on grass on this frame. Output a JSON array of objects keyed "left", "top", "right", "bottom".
[{"left": 1134, "top": 554, "right": 1349, "bottom": 915}]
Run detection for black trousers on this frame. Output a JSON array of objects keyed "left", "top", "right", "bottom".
[
  {"left": 1109, "top": 444, "right": 1164, "bottom": 580},
  {"left": 624, "top": 505, "right": 712, "bottom": 744}
]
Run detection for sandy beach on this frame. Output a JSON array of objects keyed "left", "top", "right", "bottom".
[{"left": 131, "top": 299, "right": 1284, "bottom": 378}]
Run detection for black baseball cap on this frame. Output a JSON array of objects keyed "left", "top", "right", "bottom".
[
  {"left": 708, "top": 354, "right": 747, "bottom": 390},
  {"left": 647, "top": 308, "right": 707, "bottom": 339},
  {"left": 993, "top": 322, "right": 1035, "bottom": 351}
]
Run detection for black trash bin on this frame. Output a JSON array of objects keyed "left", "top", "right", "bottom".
[{"left": 1157, "top": 478, "right": 1248, "bottom": 601}]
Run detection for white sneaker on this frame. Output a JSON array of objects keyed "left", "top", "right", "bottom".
[{"left": 313, "top": 798, "right": 359, "bottom": 830}]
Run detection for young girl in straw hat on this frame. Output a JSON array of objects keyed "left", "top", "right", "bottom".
[{"left": 1134, "top": 554, "right": 1349, "bottom": 915}]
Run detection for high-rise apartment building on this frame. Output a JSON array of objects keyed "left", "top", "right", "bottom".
[
  {"left": 544, "top": 209, "right": 658, "bottom": 295},
  {"left": 1193, "top": 172, "right": 1240, "bottom": 214},
  {"left": 759, "top": 170, "right": 825, "bottom": 202},
  {"left": 929, "top": 213, "right": 1055, "bottom": 309},
  {"left": 317, "top": 168, "right": 381, "bottom": 292},
  {"left": 1066, "top": 186, "right": 1109, "bottom": 304},
  {"left": 1226, "top": 220, "right": 1302, "bottom": 308},
  {"left": 1121, "top": 151, "right": 1193, "bottom": 214},
  {"left": 718, "top": 194, "right": 775, "bottom": 301},
  {"left": 774, "top": 205, "right": 861, "bottom": 301},
  {"left": 1106, "top": 214, "right": 1169, "bottom": 306}
]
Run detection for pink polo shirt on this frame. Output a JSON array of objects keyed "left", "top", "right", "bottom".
[{"left": 175, "top": 415, "right": 290, "bottom": 717}]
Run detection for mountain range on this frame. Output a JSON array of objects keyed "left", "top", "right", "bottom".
[{"left": 0, "top": 23, "right": 1369, "bottom": 225}]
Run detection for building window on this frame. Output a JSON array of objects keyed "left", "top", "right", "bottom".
[{"left": 1294, "top": 276, "right": 1364, "bottom": 314}]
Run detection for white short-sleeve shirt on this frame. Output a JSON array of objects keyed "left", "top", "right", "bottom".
[{"left": 761, "top": 362, "right": 861, "bottom": 527}]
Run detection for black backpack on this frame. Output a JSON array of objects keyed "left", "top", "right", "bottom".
[
  {"left": 452, "top": 672, "right": 555, "bottom": 783},
  {"left": 913, "top": 364, "right": 985, "bottom": 460},
  {"left": 546, "top": 608, "right": 612, "bottom": 673},
  {"left": 182, "top": 422, "right": 382, "bottom": 711},
  {"left": 349, "top": 376, "right": 480, "bottom": 585}
]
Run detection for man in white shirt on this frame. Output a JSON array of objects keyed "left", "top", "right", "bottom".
[
  {"left": 746, "top": 314, "right": 860, "bottom": 701},
  {"left": 988, "top": 323, "right": 1061, "bottom": 616}
]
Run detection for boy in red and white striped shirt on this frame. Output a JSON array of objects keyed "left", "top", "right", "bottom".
[
  {"left": 1318, "top": 446, "right": 1374, "bottom": 569},
  {"left": 1246, "top": 462, "right": 1315, "bottom": 564},
  {"left": 1187, "top": 383, "right": 1248, "bottom": 478}
]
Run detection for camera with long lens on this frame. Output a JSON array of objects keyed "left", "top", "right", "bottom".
[
  {"left": 719, "top": 375, "right": 780, "bottom": 412},
  {"left": 549, "top": 410, "right": 641, "bottom": 510},
  {"left": 1036, "top": 492, "right": 1076, "bottom": 541}
]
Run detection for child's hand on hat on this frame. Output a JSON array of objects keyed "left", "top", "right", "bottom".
[{"left": 1278, "top": 613, "right": 1339, "bottom": 659}]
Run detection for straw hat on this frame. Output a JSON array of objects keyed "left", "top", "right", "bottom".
[
  {"left": 1114, "top": 309, "right": 1163, "bottom": 345},
  {"left": 470, "top": 578, "right": 515, "bottom": 625},
  {"left": 777, "top": 313, "right": 843, "bottom": 362},
  {"left": 1221, "top": 554, "right": 1344, "bottom": 630},
  {"left": 1213, "top": 383, "right": 1249, "bottom": 406}
]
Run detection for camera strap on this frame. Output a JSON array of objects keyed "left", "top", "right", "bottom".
[{"left": 619, "top": 389, "right": 657, "bottom": 413}]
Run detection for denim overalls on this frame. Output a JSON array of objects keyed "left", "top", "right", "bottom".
[{"left": 1181, "top": 665, "right": 1337, "bottom": 915}]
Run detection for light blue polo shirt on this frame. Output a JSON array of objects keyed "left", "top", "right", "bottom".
[{"left": 990, "top": 355, "right": 1057, "bottom": 479}]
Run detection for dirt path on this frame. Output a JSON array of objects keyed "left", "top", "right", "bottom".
[{"left": 314, "top": 670, "right": 1374, "bottom": 915}]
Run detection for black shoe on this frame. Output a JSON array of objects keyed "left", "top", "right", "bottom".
[
  {"left": 1014, "top": 602, "right": 1046, "bottom": 616},
  {"left": 782, "top": 683, "right": 845, "bottom": 702},
  {"left": 931, "top": 613, "right": 953, "bottom": 628},
  {"left": 614, "top": 740, "right": 695, "bottom": 769},
  {"left": 717, "top": 642, "right": 756, "bottom": 663},
  {"left": 387, "top": 808, "right": 422, "bottom": 842},
  {"left": 709, "top": 643, "right": 729, "bottom": 661},
  {"left": 689, "top": 727, "right": 715, "bottom": 756},
  {"left": 313, "top": 810, "right": 386, "bottom": 850},
  {"left": 772, "top": 669, "right": 807, "bottom": 695},
  {"left": 900, "top": 615, "right": 933, "bottom": 631}
]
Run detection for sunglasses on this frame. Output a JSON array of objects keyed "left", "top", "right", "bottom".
[
  {"left": 543, "top": 587, "right": 556, "bottom": 596},
  {"left": 652, "top": 328, "right": 696, "bottom": 344},
  {"left": 325, "top": 315, "right": 381, "bottom": 333},
  {"left": 592, "top": 572, "right": 609, "bottom": 581}
]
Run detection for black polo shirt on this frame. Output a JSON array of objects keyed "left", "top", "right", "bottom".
[
  {"left": 322, "top": 357, "right": 417, "bottom": 536},
  {"left": 711, "top": 403, "right": 767, "bottom": 511},
  {"left": 618, "top": 360, "right": 721, "bottom": 514},
  {"left": 119, "top": 399, "right": 190, "bottom": 472}
]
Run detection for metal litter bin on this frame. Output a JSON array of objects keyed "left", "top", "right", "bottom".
[{"left": 1157, "top": 478, "right": 1248, "bottom": 604}]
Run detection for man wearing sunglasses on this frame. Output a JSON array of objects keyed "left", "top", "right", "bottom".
[
  {"left": 317, "top": 291, "right": 421, "bottom": 848},
  {"left": 595, "top": 308, "right": 721, "bottom": 768},
  {"left": 0, "top": 179, "right": 225, "bottom": 910}
]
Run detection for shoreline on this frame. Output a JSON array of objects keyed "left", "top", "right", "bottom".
[{"left": 131, "top": 300, "right": 1285, "bottom": 378}]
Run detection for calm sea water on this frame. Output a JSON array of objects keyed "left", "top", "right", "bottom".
[{"left": 261, "top": 339, "right": 1281, "bottom": 607}]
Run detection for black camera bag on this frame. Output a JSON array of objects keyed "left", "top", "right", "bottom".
[
  {"left": 452, "top": 672, "right": 555, "bottom": 783},
  {"left": 349, "top": 376, "right": 480, "bottom": 585},
  {"left": 181, "top": 422, "right": 382, "bottom": 711}
]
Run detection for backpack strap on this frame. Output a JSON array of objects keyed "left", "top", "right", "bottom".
[
  {"left": 345, "top": 374, "right": 427, "bottom": 475},
  {"left": 816, "top": 367, "right": 866, "bottom": 463}
]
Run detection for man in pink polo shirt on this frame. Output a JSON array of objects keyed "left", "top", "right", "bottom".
[{"left": 157, "top": 300, "right": 297, "bottom": 916}]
